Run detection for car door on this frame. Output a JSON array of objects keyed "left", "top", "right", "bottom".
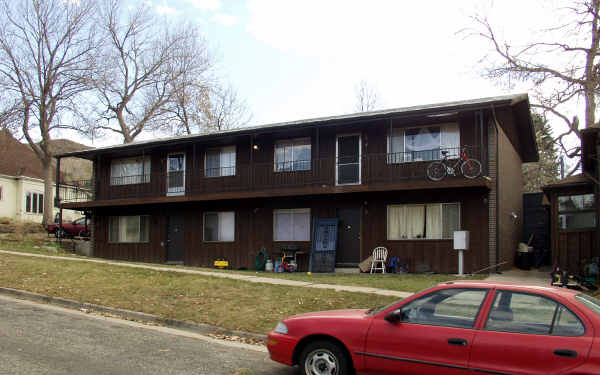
[
  {"left": 469, "top": 289, "right": 593, "bottom": 375},
  {"left": 363, "top": 287, "right": 488, "bottom": 375}
]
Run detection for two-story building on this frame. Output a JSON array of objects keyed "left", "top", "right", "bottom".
[{"left": 56, "top": 94, "right": 537, "bottom": 274}]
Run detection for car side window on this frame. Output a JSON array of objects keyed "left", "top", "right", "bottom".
[
  {"left": 485, "top": 291, "right": 585, "bottom": 336},
  {"left": 552, "top": 305, "right": 585, "bottom": 336},
  {"left": 401, "top": 288, "right": 487, "bottom": 328}
]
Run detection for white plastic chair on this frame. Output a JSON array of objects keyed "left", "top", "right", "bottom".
[{"left": 370, "top": 246, "right": 388, "bottom": 274}]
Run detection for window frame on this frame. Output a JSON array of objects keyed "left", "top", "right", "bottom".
[
  {"left": 108, "top": 215, "right": 150, "bottom": 244},
  {"left": 483, "top": 290, "right": 586, "bottom": 337},
  {"left": 166, "top": 152, "right": 186, "bottom": 196},
  {"left": 273, "top": 208, "right": 311, "bottom": 242},
  {"left": 25, "top": 191, "right": 43, "bottom": 214},
  {"left": 387, "top": 123, "right": 460, "bottom": 164},
  {"left": 273, "top": 137, "right": 312, "bottom": 172},
  {"left": 204, "top": 145, "right": 237, "bottom": 178},
  {"left": 557, "top": 193, "right": 596, "bottom": 231},
  {"left": 399, "top": 288, "right": 489, "bottom": 329},
  {"left": 203, "top": 211, "right": 236, "bottom": 242},
  {"left": 110, "top": 156, "right": 151, "bottom": 186},
  {"left": 335, "top": 133, "right": 362, "bottom": 186},
  {"left": 386, "top": 202, "right": 461, "bottom": 240}
]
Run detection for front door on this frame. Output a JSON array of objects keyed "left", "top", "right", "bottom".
[
  {"left": 336, "top": 207, "right": 360, "bottom": 265},
  {"left": 336, "top": 134, "right": 361, "bottom": 185},
  {"left": 166, "top": 215, "right": 185, "bottom": 263},
  {"left": 167, "top": 153, "right": 185, "bottom": 195}
]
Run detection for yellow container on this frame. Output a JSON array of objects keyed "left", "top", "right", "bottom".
[{"left": 214, "top": 260, "right": 229, "bottom": 269}]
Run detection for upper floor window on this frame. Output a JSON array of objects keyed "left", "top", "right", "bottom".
[
  {"left": 387, "top": 202, "right": 460, "bottom": 240},
  {"left": 205, "top": 146, "right": 236, "bottom": 177},
  {"left": 388, "top": 123, "right": 460, "bottom": 163},
  {"left": 26, "top": 192, "right": 43, "bottom": 214},
  {"left": 111, "top": 156, "right": 151, "bottom": 185},
  {"left": 558, "top": 193, "right": 596, "bottom": 230},
  {"left": 275, "top": 138, "right": 311, "bottom": 172}
]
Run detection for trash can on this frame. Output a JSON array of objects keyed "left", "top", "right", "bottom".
[{"left": 515, "top": 244, "right": 534, "bottom": 270}]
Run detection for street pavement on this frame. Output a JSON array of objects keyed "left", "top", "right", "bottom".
[{"left": 0, "top": 296, "right": 295, "bottom": 375}]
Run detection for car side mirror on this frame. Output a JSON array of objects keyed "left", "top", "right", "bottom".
[{"left": 384, "top": 309, "right": 403, "bottom": 323}]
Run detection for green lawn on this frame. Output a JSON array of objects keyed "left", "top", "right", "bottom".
[{"left": 0, "top": 253, "right": 398, "bottom": 334}]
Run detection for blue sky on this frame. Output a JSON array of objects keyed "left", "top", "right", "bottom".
[{"left": 74, "top": 0, "right": 572, "bottom": 147}]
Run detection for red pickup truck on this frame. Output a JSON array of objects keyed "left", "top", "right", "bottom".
[{"left": 47, "top": 216, "right": 92, "bottom": 238}]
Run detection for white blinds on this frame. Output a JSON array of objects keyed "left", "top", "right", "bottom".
[{"left": 273, "top": 208, "right": 310, "bottom": 241}]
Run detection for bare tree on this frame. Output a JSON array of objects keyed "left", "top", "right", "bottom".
[
  {"left": 0, "top": 0, "right": 98, "bottom": 225},
  {"left": 92, "top": 0, "right": 214, "bottom": 143},
  {"left": 471, "top": 0, "right": 600, "bottom": 174},
  {"left": 354, "top": 80, "right": 379, "bottom": 112},
  {"left": 204, "top": 85, "right": 252, "bottom": 133}
]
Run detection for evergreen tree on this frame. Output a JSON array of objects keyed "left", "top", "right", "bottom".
[{"left": 522, "top": 113, "right": 560, "bottom": 192}]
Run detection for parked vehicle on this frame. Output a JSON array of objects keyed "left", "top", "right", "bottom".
[
  {"left": 267, "top": 281, "right": 600, "bottom": 375},
  {"left": 47, "top": 216, "right": 91, "bottom": 238}
]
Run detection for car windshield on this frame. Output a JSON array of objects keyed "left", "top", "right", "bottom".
[
  {"left": 576, "top": 294, "right": 600, "bottom": 315},
  {"left": 366, "top": 300, "right": 401, "bottom": 315}
]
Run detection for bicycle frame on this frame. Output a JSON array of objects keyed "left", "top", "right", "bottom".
[{"left": 440, "top": 148, "right": 472, "bottom": 175}]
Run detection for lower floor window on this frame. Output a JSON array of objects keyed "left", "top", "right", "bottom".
[
  {"left": 26, "top": 192, "right": 43, "bottom": 214},
  {"left": 387, "top": 203, "right": 460, "bottom": 240},
  {"left": 274, "top": 208, "right": 310, "bottom": 241},
  {"left": 109, "top": 216, "right": 149, "bottom": 243},
  {"left": 204, "top": 212, "right": 235, "bottom": 242}
]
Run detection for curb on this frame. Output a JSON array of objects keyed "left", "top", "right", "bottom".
[{"left": 0, "top": 287, "right": 267, "bottom": 343}]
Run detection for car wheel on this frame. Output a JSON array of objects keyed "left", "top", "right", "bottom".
[{"left": 300, "top": 340, "right": 349, "bottom": 375}]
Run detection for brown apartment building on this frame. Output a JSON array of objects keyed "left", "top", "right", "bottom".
[{"left": 56, "top": 94, "right": 537, "bottom": 274}]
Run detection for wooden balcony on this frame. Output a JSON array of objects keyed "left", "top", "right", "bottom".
[{"left": 61, "top": 147, "right": 490, "bottom": 209}]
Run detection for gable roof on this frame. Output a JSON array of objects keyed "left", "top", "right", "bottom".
[
  {"left": 0, "top": 129, "right": 47, "bottom": 180},
  {"left": 0, "top": 129, "right": 92, "bottom": 181},
  {"left": 56, "top": 93, "right": 537, "bottom": 161}
]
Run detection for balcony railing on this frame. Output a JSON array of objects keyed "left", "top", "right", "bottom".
[{"left": 60, "top": 146, "right": 484, "bottom": 204}]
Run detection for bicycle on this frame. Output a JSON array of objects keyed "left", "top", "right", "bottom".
[{"left": 426, "top": 148, "right": 482, "bottom": 181}]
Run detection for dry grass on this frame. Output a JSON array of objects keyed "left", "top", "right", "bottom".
[{"left": 0, "top": 253, "right": 398, "bottom": 334}]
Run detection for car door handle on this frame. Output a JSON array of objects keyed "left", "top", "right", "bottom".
[
  {"left": 554, "top": 349, "right": 578, "bottom": 358},
  {"left": 447, "top": 338, "right": 468, "bottom": 346}
]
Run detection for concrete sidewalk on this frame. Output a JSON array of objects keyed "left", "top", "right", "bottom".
[{"left": 0, "top": 250, "right": 412, "bottom": 298}]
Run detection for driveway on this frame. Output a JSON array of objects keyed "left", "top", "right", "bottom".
[{"left": 0, "top": 296, "right": 294, "bottom": 375}]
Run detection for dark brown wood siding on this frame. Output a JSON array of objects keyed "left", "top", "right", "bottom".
[
  {"left": 548, "top": 185, "right": 599, "bottom": 273},
  {"left": 93, "top": 116, "right": 488, "bottom": 202},
  {"left": 92, "top": 188, "right": 489, "bottom": 274}
]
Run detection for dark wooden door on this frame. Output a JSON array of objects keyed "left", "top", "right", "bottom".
[
  {"left": 166, "top": 215, "right": 185, "bottom": 263},
  {"left": 336, "top": 207, "right": 361, "bottom": 265}
]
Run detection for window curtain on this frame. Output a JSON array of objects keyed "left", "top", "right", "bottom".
[
  {"left": 441, "top": 123, "right": 460, "bottom": 158},
  {"left": 111, "top": 157, "right": 150, "bottom": 185},
  {"left": 442, "top": 203, "right": 460, "bottom": 238},
  {"left": 220, "top": 146, "right": 236, "bottom": 176},
  {"left": 387, "top": 205, "right": 404, "bottom": 240},
  {"left": 274, "top": 209, "right": 310, "bottom": 241},
  {"left": 388, "top": 128, "right": 404, "bottom": 163},
  {"left": 426, "top": 204, "right": 442, "bottom": 239},
  {"left": 218, "top": 212, "right": 235, "bottom": 241},
  {"left": 274, "top": 211, "right": 292, "bottom": 241},
  {"left": 404, "top": 127, "right": 440, "bottom": 161},
  {"left": 406, "top": 205, "right": 425, "bottom": 238}
]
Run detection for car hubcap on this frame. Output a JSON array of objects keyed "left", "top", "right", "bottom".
[{"left": 305, "top": 349, "right": 338, "bottom": 375}]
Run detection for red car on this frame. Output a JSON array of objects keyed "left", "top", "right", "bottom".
[
  {"left": 47, "top": 216, "right": 91, "bottom": 238},
  {"left": 267, "top": 281, "right": 600, "bottom": 375}
]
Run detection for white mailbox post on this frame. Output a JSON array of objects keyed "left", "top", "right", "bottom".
[{"left": 453, "top": 231, "right": 469, "bottom": 276}]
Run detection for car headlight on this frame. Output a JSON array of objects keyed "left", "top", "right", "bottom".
[{"left": 274, "top": 321, "right": 288, "bottom": 334}]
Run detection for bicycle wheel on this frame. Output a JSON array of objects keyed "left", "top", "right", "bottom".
[
  {"left": 426, "top": 161, "right": 447, "bottom": 181},
  {"left": 461, "top": 159, "right": 482, "bottom": 179}
]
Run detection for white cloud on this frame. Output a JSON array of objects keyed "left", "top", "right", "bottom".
[
  {"left": 185, "top": 0, "right": 220, "bottom": 10},
  {"left": 214, "top": 13, "right": 237, "bottom": 27},
  {"left": 156, "top": 4, "right": 178, "bottom": 15}
]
